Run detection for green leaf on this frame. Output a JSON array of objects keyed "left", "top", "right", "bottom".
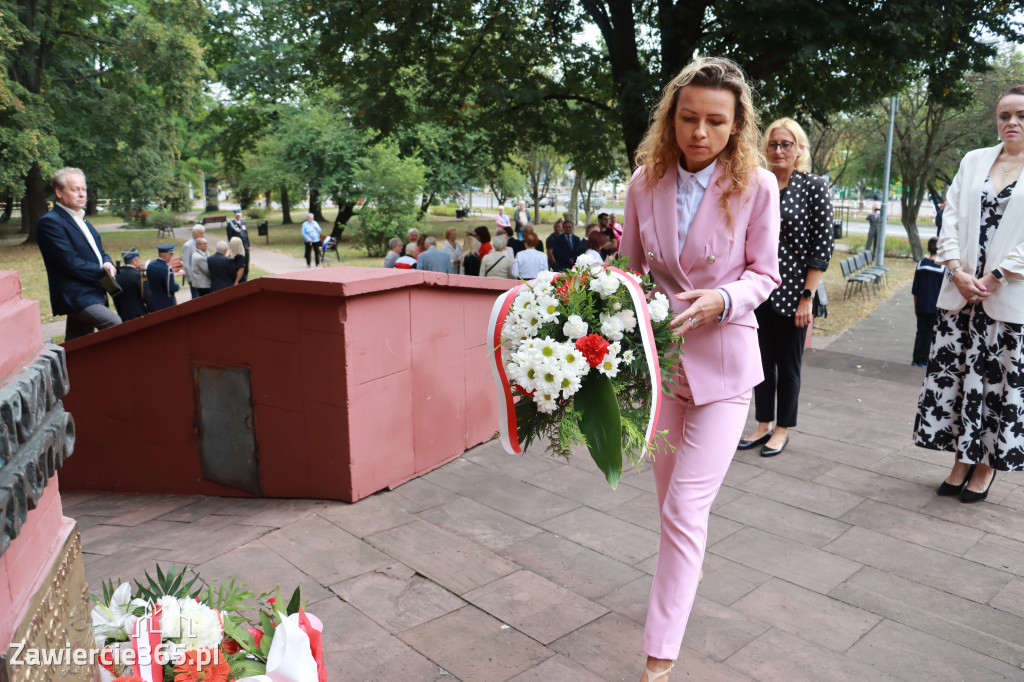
[
  {"left": 514, "top": 397, "right": 539, "bottom": 449},
  {"left": 230, "top": 659, "right": 267, "bottom": 678},
  {"left": 222, "top": 618, "right": 258, "bottom": 656},
  {"left": 285, "top": 586, "right": 301, "bottom": 616},
  {"left": 575, "top": 372, "right": 623, "bottom": 489}
]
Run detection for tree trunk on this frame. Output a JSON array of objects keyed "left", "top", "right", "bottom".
[
  {"left": 85, "top": 186, "right": 99, "bottom": 216},
  {"left": 238, "top": 187, "right": 254, "bottom": 211},
  {"left": 0, "top": 191, "right": 11, "bottom": 223},
  {"left": 204, "top": 175, "right": 220, "bottom": 212},
  {"left": 418, "top": 192, "right": 434, "bottom": 217},
  {"left": 333, "top": 199, "right": 356, "bottom": 238},
  {"left": 900, "top": 186, "right": 926, "bottom": 261},
  {"left": 567, "top": 172, "right": 582, "bottom": 222},
  {"left": 280, "top": 186, "right": 292, "bottom": 224},
  {"left": 264, "top": 189, "right": 272, "bottom": 215},
  {"left": 21, "top": 163, "right": 48, "bottom": 243},
  {"left": 308, "top": 189, "right": 325, "bottom": 221}
]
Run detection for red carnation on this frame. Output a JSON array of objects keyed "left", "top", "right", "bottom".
[{"left": 576, "top": 334, "right": 610, "bottom": 367}]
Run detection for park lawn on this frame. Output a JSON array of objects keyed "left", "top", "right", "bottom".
[{"left": 0, "top": 228, "right": 270, "bottom": 324}]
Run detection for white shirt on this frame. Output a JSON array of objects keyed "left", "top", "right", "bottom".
[
  {"left": 511, "top": 248, "right": 549, "bottom": 280},
  {"left": 675, "top": 159, "right": 731, "bottom": 318},
  {"left": 676, "top": 159, "right": 716, "bottom": 250},
  {"left": 57, "top": 203, "right": 103, "bottom": 265}
]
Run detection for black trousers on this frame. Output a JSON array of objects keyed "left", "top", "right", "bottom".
[
  {"left": 913, "top": 312, "right": 937, "bottom": 365},
  {"left": 753, "top": 302, "right": 806, "bottom": 428},
  {"left": 304, "top": 241, "right": 321, "bottom": 266}
]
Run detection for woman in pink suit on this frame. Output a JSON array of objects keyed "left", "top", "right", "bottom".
[{"left": 618, "top": 56, "right": 780, "bottom": 682}]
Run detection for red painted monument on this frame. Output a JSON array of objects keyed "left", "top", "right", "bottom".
[{"left": 57, "top": 267, "right": 516, "bottom": 503}]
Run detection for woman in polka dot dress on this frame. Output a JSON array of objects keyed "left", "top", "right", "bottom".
[{"left": 738, "top": 118, "right": 834, "bottom": 456}]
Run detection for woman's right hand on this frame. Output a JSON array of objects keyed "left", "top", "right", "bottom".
[{"left": 952, "top": 269, "right": 992, "bottom": 302}]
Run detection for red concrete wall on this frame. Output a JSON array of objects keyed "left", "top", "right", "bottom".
[
  {"left": 58, "top": 267, "right": 515, "bottom": 502},
  {"left": 0, "top": 271, "right": 73, "bottom": 649}
]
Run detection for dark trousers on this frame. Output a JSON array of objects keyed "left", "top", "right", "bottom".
[
  {"left": 913, "top": 312, "right": 937, "bottom": 365},
  {"left": 752, "top": 302, "right": 806, "bottom": 428},
  {"left": 66, "top": 303, "right": 121, "bottom": 340},
  {"left": 242, "top": 251, "right": 250, "bottom": 281},
  {"left": 304, "top": 241, "right": 321, "bottom": 266},
  {"left": 865, "top": 224, "right": 878, "bottom": 254}
]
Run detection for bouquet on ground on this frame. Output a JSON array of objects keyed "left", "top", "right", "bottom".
[
  {"left": 91, "top": 564, "right": 325, "bottom": 682},
  {"left": 488, "top": 253, "right": 681, "bottom": 488}
]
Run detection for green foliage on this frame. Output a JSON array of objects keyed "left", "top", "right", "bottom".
[
  {"left": 352, "top": 142, "right": 427, "bottom": 256},
  {"left": 575, "top": 372, "right": 623, "bottom": 489},
  {"left": 145, "top": 209, "right": 181, "bottom": 231},
  {"left": 246, "top": 208, "right": 267, "bottom": 220},
  {"left": 133, "top": 564, "right": 202, "bottom": 603}
]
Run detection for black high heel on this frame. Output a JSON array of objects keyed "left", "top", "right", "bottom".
[
  {"left": 937, "top": 464, "right": 976, "bottom": 496},
  {"left": 960, "top": 469, "right": 996, "bottom": 503},
  {"left": 737, "top": 430, "right": 773, "bottom": 450}
]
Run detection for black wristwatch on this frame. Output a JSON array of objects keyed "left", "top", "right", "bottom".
[
  {"left": 992, "top": 268, "right": 1005, "bottom": 282},
  {"left": 801, "top": 288, "right": 814, "bottom": 299}
]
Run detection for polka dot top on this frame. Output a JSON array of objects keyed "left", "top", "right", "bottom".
[{"left": 768, "top": 171, "right": 835, "bottom": 315}]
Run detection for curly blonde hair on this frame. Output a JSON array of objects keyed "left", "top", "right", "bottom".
[
  {"left": 634, "top": 56, "right": 763, "bottom": 227},
  {"left": 763, "top": 117, "right": 811, "bottom": 173}
]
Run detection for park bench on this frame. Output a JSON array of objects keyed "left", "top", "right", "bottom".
[{"left": 202, "top": 215, "right": 227, "bottom": 227}]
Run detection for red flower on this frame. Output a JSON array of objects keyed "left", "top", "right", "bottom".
[
  {"left": 173, "top": 648, "right": 230, "bottom": 682},
  {"left": 576, "top": 334, "right": 610, "bottom": 367},
  {"left": 267, "top": 597, "right": 276, "bottom": 605},
  {"left": 246, "top": 626, "right": 264, "bottom": 649}
]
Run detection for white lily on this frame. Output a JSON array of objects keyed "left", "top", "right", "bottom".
[{"left": 91, "top": 583, "right": 149, "bottom": 646}]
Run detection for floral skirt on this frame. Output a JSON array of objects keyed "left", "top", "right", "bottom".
[{"left": 915, "top": 304, "right": 1024, "bottom": 471}]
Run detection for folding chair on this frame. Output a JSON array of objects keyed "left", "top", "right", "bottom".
[{"left": 321, "top": 226, "right": 342, "bottom": 263}]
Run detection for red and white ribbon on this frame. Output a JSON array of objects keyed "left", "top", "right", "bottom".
[
  {"left": 487, "top": 284, "right": 527, "bottom": 454},
  {"left": 131, "top": 604, "right": 163, "bottom": 682},
  {"left": 487, "top": 268, "right": 662, "bottom": 460}
]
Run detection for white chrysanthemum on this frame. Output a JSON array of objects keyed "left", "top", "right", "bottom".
[
  {"left": 534, "top": 363, "right": 565, "bottom": 395},
  {"left": 589, "top": 272, "right": 620, "bottom": 299},
  {"left": 600, "top": 313, "right": 626, "bottom": 342},
  {"left": 558, "top": 371, "right": 583, "bottom": 399},
  {"left": 562, "top": 346, "right": 588, "bottom": 376},
  {"left": 618, "top": 309, "right": 637, "bottom": 333},
  {"left": 514, "top": 289, "right": 537, "bottom": 309},
  {"left": 648, "top": 292, "right": 670, "bottom": 322},
  {"left": 534, "top": 336, "right": 562, "bottom": 361},
  {"left": 535, "top": 294, "right": 561, "bottom": 323},
  {"left": 597, "top": 342, "right": 622, "bottom": 378},
  {"left": 575, "top": 251, "right": 603, "bottom": 272},
  {"left": 156, "top": 596, "right": 182, "bottom": 639},
  {"left": 612, "top": 301, "right": 622, "bottom": 311},
  {"left": 534, "top": 270, "right": 558, "bottom": 286},
  {"left": 562, "top": 315, "right": 588, "bottom": 339},
  {"left": 535, "top": 391, "right": 559, "bottom": 413},
  {"left": 622, "top": 349, "right": 635, "bottom": 363},
  {"left": 625, "top": 270, "right": 643, "bottom": 283},
  {"left": 177, "top": 599, "right": 223, "bottom": 650}
]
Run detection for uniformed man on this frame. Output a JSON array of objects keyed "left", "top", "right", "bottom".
[
  {"left": 146, "top": 244, "right": 179, "bottom": 311},
  {"left": 112, "top": 248, "right": 150, "bottom": 322},
  {"left": 225, "top": 210, "right": 250, "bottom": 281}
]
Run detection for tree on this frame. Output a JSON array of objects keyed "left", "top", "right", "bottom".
[
  {"left": 522, "top": 145, "right": 565, "bottom": 224},
  {"left": 2, "top": 0, "right": 211, "bottom": 239},
  {"left": 352, "top": 142, "right": 426, "bottom": 257},
  {"left": 485, "top": 160, "right": 527, "bottom": 208},
  {"left": 578, "top": 0, "right": 1023, "bottom": 165}
]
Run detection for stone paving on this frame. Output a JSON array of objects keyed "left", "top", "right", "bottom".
[{"left": 61, "top": 281, "right": 1024, "bottom": 681}]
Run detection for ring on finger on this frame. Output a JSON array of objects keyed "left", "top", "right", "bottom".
[{"left": 688, "top": 317, "right": 699, "bottom": 328}]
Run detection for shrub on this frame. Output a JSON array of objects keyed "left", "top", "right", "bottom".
[
  {"left": 352, "top": 142, "right": 427, "bottom": 257},
  {"left": 246, "top": 208, "right": 267, "bottom": 220},
  {"left": 844, "top": 233, "right": 924, "bottom": 259},
  {"left": 147, "top": 209, "right": 180, "bottom": 231}
]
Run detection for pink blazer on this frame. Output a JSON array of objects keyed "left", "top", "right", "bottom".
[{"left": 620, "top": 163, "right": 781, "bottom": 405}]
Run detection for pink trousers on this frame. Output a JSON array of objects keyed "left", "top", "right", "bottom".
[{"left": 641, "top": 380, "right": 750, "bottom": 660}]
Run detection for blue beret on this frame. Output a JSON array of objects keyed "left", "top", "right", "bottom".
[{"left": 157, "top": 244, "right": 175, "bottom": 253}]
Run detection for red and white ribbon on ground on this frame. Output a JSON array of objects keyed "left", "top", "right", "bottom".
[
  {"left": 487, "top": 283, "right": 527, "bottom": 454},
  {"left": 131, "top": 604, "right": 163, "bottom": 682},
  {"left": 487, "top": 267, "right": 662, "bottom": 459}
]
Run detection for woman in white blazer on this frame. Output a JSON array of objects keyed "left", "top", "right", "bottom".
[{"left": 915, "top": 84, "right": 1024, "bottom": 503}]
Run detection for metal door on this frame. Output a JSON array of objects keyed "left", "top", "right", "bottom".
[{"left": 193, "top": 364, "right": 260, "bottom": 495}]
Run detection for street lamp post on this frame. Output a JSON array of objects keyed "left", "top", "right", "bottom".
[{"left": 877, "top": 96, "right": 898, "bottom": 268}]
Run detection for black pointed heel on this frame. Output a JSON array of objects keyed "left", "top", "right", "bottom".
[
  {"left": 937, "top": 464, "right": 976, "bottom": 496},
  {"left": 960, "top": 470, "right": 996, "bottom": 503},
  {"left": 737, "top": 430, "right": 773, "bottom": 450}
]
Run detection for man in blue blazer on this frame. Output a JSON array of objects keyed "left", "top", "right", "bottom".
[
  {"left": 146, "top": 244, "right": 180, "bottom": 311},
  {"left": 36, "top": 168, "right": 122, "bottom": 340}
]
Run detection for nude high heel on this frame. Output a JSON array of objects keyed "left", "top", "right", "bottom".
[{"left": 643, "top": 663, "right": 674, "bottom": 681}]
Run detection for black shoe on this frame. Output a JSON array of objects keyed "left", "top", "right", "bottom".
[
  {"left": 937, "top": 464, "right": 976, "bottom": 496},
  {"left": 737, "top": 431, "right": 773, "bottom": 450},
  {"left": 760, "top": 435, "right": 789, "bottom": 457},
  {"left": 960, "top": 470, "right": 996, "bottom": 503}
]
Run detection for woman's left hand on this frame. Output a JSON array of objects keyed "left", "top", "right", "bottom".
[
  {"left": 795, "top": 298, "right": 813, "bottom": 328},
  {"left": 672, "top": 289, "right": 726, "bottom": 336}
]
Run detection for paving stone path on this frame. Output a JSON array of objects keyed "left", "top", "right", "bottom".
[{"left": 63, "top": 281, "right": 1024, "bottom": 681}]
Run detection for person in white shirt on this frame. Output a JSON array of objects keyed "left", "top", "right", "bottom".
[
  {"left": 35, "top": 167, "right": 121, "bottom": 339},
  {"left": 190, "top": 238, "right": 211, "bottom": 296},
  {"left": 511, "top": 232, "right": 548, "bottom": 279},
  {"left": 440, "top": 227, "right": 463, "bottom": 274},
  {"left": 181, "top": 225, "right": 205, "bottom": 298}
]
